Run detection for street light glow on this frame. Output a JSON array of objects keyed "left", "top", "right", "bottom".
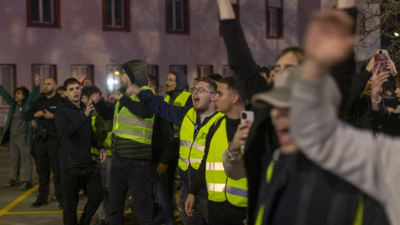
[
  {"left": 107, "top": 78, "right": 115, "bottom": 85},
  {"left": 395, "top": 32, "right": 399, "bottom": 37},
  {"left": 114, "top": 71, "right": 120, "bottom": 75}
]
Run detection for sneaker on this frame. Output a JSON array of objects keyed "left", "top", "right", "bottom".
[
  {"left": 20, "top": 182, "right": 33, "bottom": 190},
  {"left": 95, "top": 220, "right": 107, "bottom": 225},
  {"left": 49, "top": 195, "right": 57, "bottom": 201},
  {"left": 5, "top": 179, "right": 19, "bottom": 188},
  {"left": 31, "top": 198, "right": 48, "bottom": 208}
]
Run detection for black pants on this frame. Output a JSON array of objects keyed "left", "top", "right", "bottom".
[
  {"left": 61, "top": 163, "right": 103, "bottom": 225},
  {"left": 33, "top": 137, "right": 61, "bottom": 202},
  {"left": 208, "top": 201, "right": 247, "bottom": 225},
  {"left": 109, "top": 157, "right": 153, "bottom": 225},
  {"left": 167, "top": 138, "right": 180, "bottom": 198}
]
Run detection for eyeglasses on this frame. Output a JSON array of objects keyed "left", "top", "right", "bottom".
[{"left": 191, "top": 87, "right": 214, "bottom": 94}]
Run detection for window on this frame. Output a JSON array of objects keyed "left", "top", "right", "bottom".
[
  {"left": 197, "top": 65, "right": 213, "bottom": 78},
  {"left": 169, "top": 65, "right": 187, "bottom": 75},
  {"left": 103, "top": 0, "right": 130, "bottom": 32},
  {"left": 0, "top": 65, "right": 16, "bottom": 107},
  {"left": 71, "top": 65, "right": 94, "bottom": 83},
  {"left": 148, "top": 65, "right": 159, "bottom": 79},
  {"left": 219, "top": 1, "right": 240, "bottom": 36},
  {"left": 266, "top": 0, "right": 283, "bottom": 39},
  {"left": 106, "top": 65, "right": 122, "bottom": 93},
  {"left": 222, "top": 65, "right": 235, "bottom": 77},
  {"left": 27, "top": 0, "right": 60, "bottom": 28},
  {"left": 166, "top": 0, "right": 190, "bottom": 34},
  {"left": 356, "top": 12, "right": 366, "bottom": 36},
  {"left": 32, "top": 64, "right": 56, "bottom": 91}
]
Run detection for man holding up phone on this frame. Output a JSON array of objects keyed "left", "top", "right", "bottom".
[{"left": 185, "top": 76, "right": 249, "bottom": 225}]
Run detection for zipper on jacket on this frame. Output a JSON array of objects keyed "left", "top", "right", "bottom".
[{"left": 188, "top": 126, "right": 199, "bottom": 187}]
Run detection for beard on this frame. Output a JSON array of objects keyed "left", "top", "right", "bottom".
[{"left": 44, "top": 88, "right": 55, "bottom": 96}]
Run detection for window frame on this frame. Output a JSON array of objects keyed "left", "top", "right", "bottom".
[
  {"left": 266, "top": 0, "right": 284, "bottom": 39},
  {"left": 0, "top": 64, "right": 17, "bottom": 109},
  {"left": 148, "top": 65, "right": 160, "bottom": 79},
  {"left": 197, "top": 65, "right": 213, "bottom": 78},
  {"left": 222, "top": 65, "right": 236, "bottom": 77},
  {"left": 169, "top": 65, "right": 187, "bottom": 75},
  {"left": 166, "top": 0, "right": 190, "bottom": 35},
  {"left": 70, "top": 64, "right": 95, "bottom": 84},
  {"left": 31, "top": 64, "right": 57, "bottom": 90},
  {"left": 102, "top": 0, "right": 131, "bottom": 32},
  {"left": 27, "top": 0, "right": 61, "bottom": 28}
]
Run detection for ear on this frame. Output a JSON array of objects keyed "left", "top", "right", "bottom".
[{"left": 232, "top": 94, "right": 239, "bottom": 104}]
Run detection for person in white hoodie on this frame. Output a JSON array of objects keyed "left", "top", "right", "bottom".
[{"left": 290, "top": 8, "right": 400, "bottom": 225}]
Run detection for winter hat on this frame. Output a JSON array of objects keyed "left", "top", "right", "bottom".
[
  {"left": 171, "top": 71, "right": 188, "bottom": 91},
  {"left": 122, "top": 60, "right": 148, "bottom": 87}
]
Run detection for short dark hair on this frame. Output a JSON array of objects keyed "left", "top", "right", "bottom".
[
  {"left": 208, "top": 74, "right": 223, "bottom": 82},
  {"left": 196, "top": 77, "right": 218, "bottom": 93},
  {"left": 259, "top": 67, "right": 271, "bottom": 78},
  {"left": 44, "top": 76, "right": 57, "bottom": 84},
  {"left": 57, "top": 86, "right": 65, "bottom": 92},
  {"left": 81, "top": 86, "right": 102, "bottom": 99},
  {"left": 275, "top": 47, "right": 304, "bottom": 64},
  {"left": 81, "top": 78, "right": 92, "bottom": 84},
  {"left": 14, "top": 86, "right": 29, "bottom": 99},
  {"left": 219, "top": 76, "right": 245, "bottom": 100},
  {"left": 147, "top": 75, "right": 159, "bottom": 92},
  {"left": 63, "top": 78, "right": 81, "bottom": 89}
]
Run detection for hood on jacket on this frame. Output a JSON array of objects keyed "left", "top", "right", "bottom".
[
  {"left": 58, "top": 97, "right": 86, "bottom": 110},
  {"left": 171, "top": 71, "right": 188, "bottom": 92}
]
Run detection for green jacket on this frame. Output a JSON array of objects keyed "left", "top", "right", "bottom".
[{"left": 0, "top": 86, "right": 40, "bottom": 145}]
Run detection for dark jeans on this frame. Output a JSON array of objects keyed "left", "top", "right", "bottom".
[
  {"left": 109, "top": 157, "right": 153, "bottom": 225},
  {"left": 167, "top": 138, "right": 180, "bottom": 198},
  {"left": 208, "top": 201, "right": 247, "bottom": 225},
  {"left": 61, "top": 162, "right": 103, "bottom": 225},
  {"left": 33, "top": 137, "right": 61, "bottom": 202},
  {"left": 178, "top": 187, "right": 208, "bottom": 225},
  {"left": 151, "top": 164, "right": 174, "bottom": 225}
]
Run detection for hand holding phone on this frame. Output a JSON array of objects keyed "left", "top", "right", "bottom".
[{"left": 374, "top": 50, "right": 389, "bottom": 74}]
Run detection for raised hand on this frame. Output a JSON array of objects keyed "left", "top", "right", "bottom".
[
  {"left": 85, "top": 102, "right": 95, "bottom": 117},
  {"left": 109, "top": 94, "right": 121, "bottom": 102},
  {"left": 229, "top": 121, "right": 251, "bottom": 153},
  {"left": 126, "top": 84, "right": 141, "bottom": 97},
  {"left": 370, "top": 65, "right": 389, "bottom": 98},
  {"left": 304, "top": 10, "right": 355, "bottom": 69},
  {"left": 34, "top": 74, "right": 41, "bottom": 87}
]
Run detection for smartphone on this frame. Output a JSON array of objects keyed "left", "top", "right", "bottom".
[
  {"left": 241, "top": 111, "right": 254, "bottom": 127},
  {"left": 374, "top": 50, "right": 388, "bottom": 74}
]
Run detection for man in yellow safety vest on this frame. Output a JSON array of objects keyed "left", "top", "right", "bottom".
[
  {"left": 184, "top": 76, "right": 248, "bottom": 225},
  {"left": 128, "top": 77, "right": 224, "bottom": 225}
]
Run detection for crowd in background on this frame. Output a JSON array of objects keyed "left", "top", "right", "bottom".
[{"left": 3, "top": 0, "right": 400, "bottom": 225}]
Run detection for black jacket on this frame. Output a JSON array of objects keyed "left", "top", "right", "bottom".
[
  {"left": 220, "top": 8, "right": 357, "bottom": 224},
  {"left": 24, "top": 93, "right": 63, "bottom": 136},
  {"left": 256, "top": 152, "right": 389, "bottom": 225},
  {"left": 55, "top": 98, "right": 104, "bottom": 168}
]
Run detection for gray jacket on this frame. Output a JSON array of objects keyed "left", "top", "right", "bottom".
[
  {"left": 222, "top": 149, "right": 246, "bottom": 180},
  {"left": 290, "top": 76, "right": 400, "bottom": 225}
]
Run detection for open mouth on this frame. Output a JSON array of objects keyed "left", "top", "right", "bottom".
[
  {"left": 193, "top": 97, "right": 200, "bottom": 105},
  {"left": 276, "top": 126, "right": 291, "bottom": 144},
  {"left": 74, "top": 94, "right": 79, "bottom": 98}
]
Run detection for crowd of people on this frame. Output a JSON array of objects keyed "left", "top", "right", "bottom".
[{"left": 3, "top": 0, "right": 400, "bottom": 224}]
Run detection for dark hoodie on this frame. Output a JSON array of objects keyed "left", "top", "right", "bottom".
[
  {"left": 167, "top": 71, "right": 193, "bottom": 106},
  {"left": 55, "top": 98, "right": 104, "bottom": 168}
]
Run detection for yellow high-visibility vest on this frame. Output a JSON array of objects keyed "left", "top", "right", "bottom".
[
  {"left": 91, "top": 113, "right": 112, "bottom": 157},
  {"left": 112, "top": 86, "right": 155, "bottom": 145},
  {"left": 206, "top": 117, "right": 248, "bottom": 207},
  {"left": 178, "top": 108, "right": 224, "bottom": 171},
  {"left": 164, "top": 91, "right": 191, "bottom": 138}
]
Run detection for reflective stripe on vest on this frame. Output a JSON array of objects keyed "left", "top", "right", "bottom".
[
  {"left": 178, "top": 108, "right": 224, "bottom": 171},
  {"left": 112, "top": 86, "right": 154, "bottom": 145},
  {"left": 259, "top": 160, "right": 364, "bottom": 225},
  {"left": 91, "top": 114, "right": 113, "bottom": 157},
  {"left": 205, "top": 117, "right": 248, "bottom": 207},
  {"left": 164, "top": 91, "right": 191, "bottom": 138}
]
